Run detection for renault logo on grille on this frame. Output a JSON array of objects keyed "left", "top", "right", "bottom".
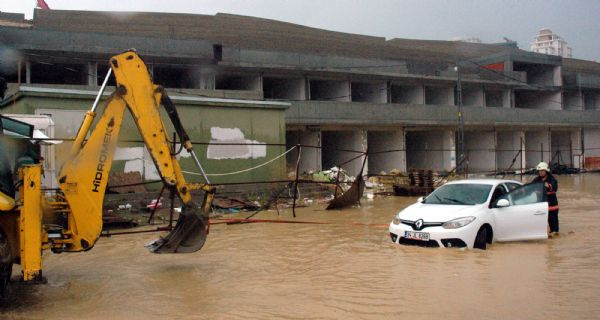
[{"left": 414, "top": 219, "right": 424, "bottom": 230}]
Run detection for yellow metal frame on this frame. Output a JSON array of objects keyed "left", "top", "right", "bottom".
[{"left": 19, "top": 165, "right": 43, "bottom": 281}]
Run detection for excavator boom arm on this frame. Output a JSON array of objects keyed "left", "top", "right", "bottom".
[{"left": 57, "top": 51, "right": 213, "bottom": 253}]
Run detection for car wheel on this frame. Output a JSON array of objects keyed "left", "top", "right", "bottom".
[
  {"left": 0, "top": 231, "right": 12, "bottom": 294},
  {"left": 473, "top": 227, "right": 487, "bottom": 250}
]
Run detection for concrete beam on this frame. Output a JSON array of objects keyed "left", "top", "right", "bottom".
[{"left": 286, "top": 101, "right": 600, "bottom": 127}]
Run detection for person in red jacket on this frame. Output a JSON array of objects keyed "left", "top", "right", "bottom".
[{"left": 531, "top": 162, "right": 559, "bottom": 236}]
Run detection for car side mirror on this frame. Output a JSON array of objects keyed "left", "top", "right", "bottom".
[
  {"left": 496, "top": 199, "right": 510, "bottom": 208},
  {"left": 417, "top": 196, "right": 424, "bottom": 203}
]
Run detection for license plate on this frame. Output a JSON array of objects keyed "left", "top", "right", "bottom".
[{"left": 404, "top": 231, "right": 430, "bottom": 241}]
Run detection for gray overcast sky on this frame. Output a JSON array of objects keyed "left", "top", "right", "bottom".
[{"left": 1, "top": 0, "right": 599, "bottom": 61}]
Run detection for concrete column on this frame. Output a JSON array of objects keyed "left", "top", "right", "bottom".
[
  {"left": 87, "top": 62, "right": 98, "bottom": 86},
  {"left": 299, "top": 79, "right": 307, "bottom": 100},
  {"left": 386, "top": 81, "right": 392, "bottom": 103},
  {"left": 553, "top": 66, "right": 562, "bottom": 86},
  {"left": 25, "top": 61, "right": 31, "bottom": 84},
  {"left": 442, "top": 130, "right": 456, "bottom": 171},
  {"left": 570, "top": 129, "right": 582, "bottom": 168},
  {"left": 504, "top": 89, "right": 512, "bottom": 108},
  {"left": 296, "top": 130, "right": 322, "bottom": 173},
  {"left": 197, "top": 69, "right": 215, "bottom": 90},
  {"left": 17, "top": 60, "right": 22, "bottom": 84},
  {"left": 305, "top": 77, "right": 311, "bottom": 100}
]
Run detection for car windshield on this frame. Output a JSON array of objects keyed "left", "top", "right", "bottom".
[{"left": 423, "top": 183, "right": 492, "bottom": 205}]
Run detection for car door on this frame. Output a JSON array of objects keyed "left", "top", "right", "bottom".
[{"left": 492, "top": 182, "right": 548, "bottom": 241}]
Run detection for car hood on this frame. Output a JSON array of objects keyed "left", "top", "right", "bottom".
[{"left": 398, "top": 202, "right": 484, "bottom": 223}]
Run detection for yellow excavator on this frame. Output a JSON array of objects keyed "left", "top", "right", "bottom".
[{"left": 0, "top": 50, "right": 215, "bottom": 290}]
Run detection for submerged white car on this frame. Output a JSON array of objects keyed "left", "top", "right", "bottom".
[{"left": 389, "top": 179, "right": 548, "bottom": 249}]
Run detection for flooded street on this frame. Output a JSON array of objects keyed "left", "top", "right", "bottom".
[{"left": 2, "top": 174, "right": 600, "bottom": 319}]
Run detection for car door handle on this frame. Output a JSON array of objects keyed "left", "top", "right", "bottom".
[{"left": 534, "top": 211, "right": 545, "bottom": 215}]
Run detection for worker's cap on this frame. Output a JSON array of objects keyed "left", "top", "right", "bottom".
[{"left": 536, "top": 162, "right": 550, "bottom": 172}]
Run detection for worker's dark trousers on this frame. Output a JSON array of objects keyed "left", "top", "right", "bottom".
[{"left": 548, "top": 209, "right": 559, "bottom": 233}]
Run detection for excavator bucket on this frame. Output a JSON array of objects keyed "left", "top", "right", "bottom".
[{"left": 146, "top": 192, "right": 212, "bottom": 253}]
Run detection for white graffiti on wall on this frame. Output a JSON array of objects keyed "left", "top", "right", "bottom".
[
  {"left": 114, "top": 146, "right": 191, "bottom": 180},
  {"left": 113, "top": 127, "right": 265, "bottom": 180},
  {"left": 206, "top": 127, "right": 266, "bottom": 160}
]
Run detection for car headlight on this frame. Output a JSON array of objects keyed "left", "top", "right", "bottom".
[
  {"left": 392, "top": 214, "right": 401, "bottom": 225},
  {"left": 442, "top": 216, "right": 476, "bottom": 229}
]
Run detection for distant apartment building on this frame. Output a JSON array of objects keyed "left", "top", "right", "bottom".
[{"left": 531, "top": 28, "right": 572, "bottom": 58}]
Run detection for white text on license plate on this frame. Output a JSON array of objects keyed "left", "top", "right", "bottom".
[{"left": 404, "top": 231, "right": 430, "bottom": 241}]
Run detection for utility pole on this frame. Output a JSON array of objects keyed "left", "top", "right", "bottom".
[{"left": 455, "top": 64, "right": 465, "bottom": 175}]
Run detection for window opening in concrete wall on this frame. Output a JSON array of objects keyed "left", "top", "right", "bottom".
[
  {"left": 97, "top": 64, "right": 117, "bottom": 87},
  {"left": 263, "top": 77, "right": 305, "bottom": 100},
  {"left": 425, "top": 86, "right": 454, "bottom": 105},
  {"left": 215, "top": 74, "right": 261, "bottom": 91},
  {"left": 390, "top": 84, "right": 423, "bottom": 104},
  {"left": 485, "top": 90, "right": 504, "bottom": 108},
  {"left": 367, "top": 130, "right": 405, "bottom": 173},
  {"left": 405, "top": 130, "right": 454, "bottom": 171},
  {"left": 462, "top": 87, "right": 485, "bottom": 107},
  {"left": 321, "top": 130, "right": 365, "bottom": 176},
  {"left": 30, "top": 62, "right": 87, "bottom": 85},
  {"left": 213, "top": 44, "right": 223, "bottom": 62},
  {"left": 153, "top": 65, "right": 194, "bottom": 89},
  {"left": 583, "top": 90, "right": 600, "bottom": 110},
  {"left": 513, "top": 62, "right": 557, "bottom": 87},
  {"left": 515, "top": 90, "right": 562, "bottom": 110},
  {"left": 551, "top": 130, "right": 574, "bottom": 167},
  {"left": 309, "top": 80, "right": 350, "bottom": 102},
  {"left": 563, "top": 90, "right": 583, "bottom": 110},
  {"left": 350, "top": 82, "right": 387, "bottom": 103}
]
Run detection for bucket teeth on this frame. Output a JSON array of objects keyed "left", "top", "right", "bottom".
[{"left": 146, "top": 202, "right": 209, "bottom": 254}]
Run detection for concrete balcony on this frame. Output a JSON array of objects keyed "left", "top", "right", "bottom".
[{"left": 285, "top": 101, "right": 600, "bottom": 128}]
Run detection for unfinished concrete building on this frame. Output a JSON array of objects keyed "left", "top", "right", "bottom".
[{"left": 2, "top": 9, "right": 600, "bottom": 178}]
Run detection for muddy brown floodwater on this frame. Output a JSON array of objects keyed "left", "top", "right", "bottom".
[{"left": 2, "top": 174, "right": 600, "bottom": 319}]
